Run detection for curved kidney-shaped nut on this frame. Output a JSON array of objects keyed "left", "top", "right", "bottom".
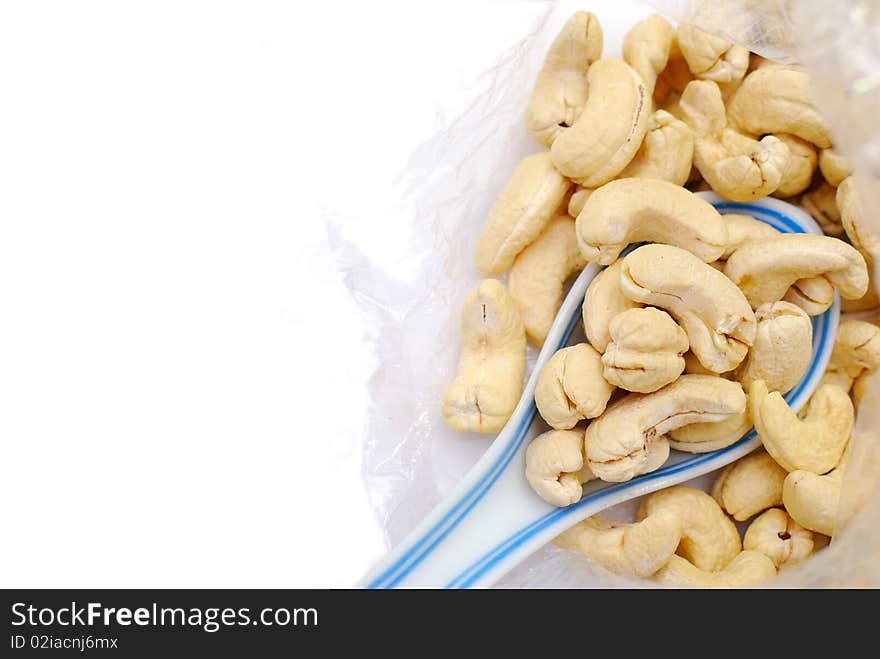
[
  {"left": 567, "top": 186, "right": 592, "bottom": 217},
  {"left": 622, "top": 14, "right": 675, "bottom": 95},
  {"left": 668, "top": 406, "right": 751, "bottom": 453},
  {"left": 819, "top": 149, "right": 852, "bottom": 187},
  {"left": 475, "top": 153, "right": 573, "bottom": 275},
  {"left": 774, "top": 134, "right": 817, "bottom": 198},
  {"left": 550, "top": 59, "right": 650, "bottom": 187},
  {"left": 442, "top": 280, "right": 526, "bottom": 433},
  {"left": 679, "top": 79, "right": 789, "bottom": 201},
  {"left": 525, "top": 429, "right": 594, "bottom": 506},
  {"left": 743, "top": 508, "right": 814, "bottom": 568},
  {"left": 639, "top": 485, "right": 741, "bottom": 571},
  {"left": 555, "top": 510, "right": 682, "bottom": 578},
  {"left": 783, "top": 277, "right": 835, "bottom": 316},
  {"left": 783, "top": 467, "right": 843, "bottom": 536},
  {"left": 676, "top": 24, "right": 749, "bottom": 84},
  {"left": 582, "top": 260, "right": 641, "bottom": 352},
  {"left": 750, "top": 380, "right": 852, "bottom": 473},
  {"left": 526, "top": 12, "right": 603, "bottom": 147},
  {"left": 602, "top": 308, "right": 688, "bottom": 393},
  {"left": 617, "top": 109, "right": 694, "bottom": 185},
  {"left": 621, "top": 244, "right": 756, "bottom": 372},
  {"left": 828, "top": 320, "right": 880, "bottom": 379},
  {"left": 735, "top": 302, "right": 812, "bottom": 393},
  {"left": 724, "top": 234, "right": 869, "bottom": 308},
  {"left": 654, "top": 551, "right": 776, "bottom": 587},
  {"left": 509, "top": 215, "right": 586, "bottom": 346},
  {"left": 721, "top": 213, "right": 780, "bottom": 259},
  {"left": 576, "top": 179, "right": 727, "bottom": 265},
  {"left": 586, "top": 375, "right": 746, "bottom": 482},
  {"left": 727, "top": 66, "right": 832, "bottom": 148},
  {"left": 838, "top": 177, "right": 879, "bottom": 262},
  {"left": 801, "top": 182, "right": 843, "bottom": 236},
  {"left": 535, "top": 343, "right": 614, "bottom": 429},
  {"left": 712, "top": 450, "right": 787, "bottom": 521}
]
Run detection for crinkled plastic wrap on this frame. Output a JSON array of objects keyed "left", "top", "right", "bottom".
[{"left": 342, "top": 0, "right": 880, "bottom": 586}]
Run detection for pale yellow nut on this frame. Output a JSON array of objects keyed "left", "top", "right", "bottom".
[
  {"left": 676, "top": 24, "right": 749, "bottom": 84},
  {"left": 735, "top": 302, "right": 812, "bottom": 394},
  {"left": 783, "top": 466, "right": 844, "bottom": 536},
  {"left": 679, "top": 79, "right": 789, "bottom": 202},
  {"left": 474, "top": 152, "right": 573, "bottom": 276},
  {"left": 727, "top": 66, "right": 832, "bottom": 148},
  {"left": 774, "top": 134, "right": 817, "bottom": 198},
  {"left": 509, "top": 215, "right": 586, "bottom": 346},
  {"left": 582, "top": 260, "right": 641, "bottom": 353},
  {"left": 801, "top": 182, "right": 843, "bottom": 236},
  {"left": 550, "top": 59, "right": 650, "bottom": 187},
  {"left": 724, "top": 234, "right": 869, "bottom": 308},
  {"left": 816, "top": 367, "right": 855, "bottom": 395},
  {"left": 567, "top": 186, "right": 592, "bottom": 217},
  {"left": 851, "top": 369, "right": 873, "bottom": 408},
  {"left": 554, "top": 510, "right": 681, "bottom": 578},
  {"left": 720, "top": 213, "right": 780, "bottom": 259},
  {"left": 711, "top": 450, "right": 787, "bottom": 521},
  {"left": 525, "top": 428, "right": 594, "bottom": 506},
  {"left": 668, "top": 404, "right": 751, "bottom": 453},
  {"left": 839, "top": 176, "right": 879, "bottom": 262},
  {"left": 602, "top": 307, "right": 688, "bottom": 393},
  {"left": 585, "top": 375, "right": 746, "bottom": 483},
  {"left": 534, "top": 343, "right": 614, "bottom": 430},
  {"left": 442, "top": 279, "right": 526, "bottom": 433},
  {"left": 526, "top": 12, "right": 603, "bottom": 147},
  {"left": 819, "top": 149, "right": 852, "bottom": 187},
  {"left": 639, "top": 485, "right": 741, "bottom": 572},
  {"left": 575, "top": 178, "right": 727, "bottom": 265},
  {"left": 622, "top": 14, "right": 675, "bottom": 95},
  {"left": 654, "top": 551, "right": 776, "bottom": 588},
  {"left": 783, "top": 277, "right": 835, "bottom": 316},
  {"left": 750, "top": 380, "right": 852, "bottom": 473},
  {"left": 743, "top": 508, "right": 814, "bottom": 568},
  {"left": 617, "top": 109, "right": 694, "bottom": 186},
  {"left": 620, "top": 244, "right": 756, "bottom": 373},
  {"left": 828, "top": 320, "right": 880, "bottom": 379}
]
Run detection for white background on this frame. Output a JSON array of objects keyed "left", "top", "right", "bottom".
[{"left": 0, "top": 0, "right": 552, "bottom": 587}]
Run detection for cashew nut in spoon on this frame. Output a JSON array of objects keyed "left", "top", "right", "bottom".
[
  {"left": 743, "top": 508, "right": 814, "bottom": 568},
  {"left": 534, "top": 343, "right": 614, "bottom": 430},
  {"left": 525, "top": 428, "right": 594, "bottom": 507},
  {"left": 711, "top": 450, "right": 787, "bottom": 521},
  {"left": 668, "top": 402, "right": 752, "bottom": 454},
  {"left": 582, "top": 259, "right": 640, "bottom": 352}
]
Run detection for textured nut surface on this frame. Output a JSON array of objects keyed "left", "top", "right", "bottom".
[
  {"left": 582, "top": 260, "right": 641, "bottom": 352},
  {"left": 509, "top": 215, "right": 586, "bottom": 346},
  {"left": 743, "top": 508, "right": 814, "bottom": 568},
  {"left": 551, "top": 59, "right": 649, "bottom": 186},
  {"left": 475, "top": 152, "right": 573, "bottom": 276},
  {"left": 621, "top": 244, "right": 756, "bottom": 373},
  {"left": 721, "top": 213, "right": 780, "bottom": 259},
  {"left": 535, "top": 343, "right": 614, "bottom": 429},
  {"left": 774, "top": 134, "right": 817, "bottom": 198},
  {"left": 711, "top": 450, "right": 787, "bottom": 521},
  {"left": 654, "top": 551, "right": 777, "bottom": 587},
  {"left": 576, "top": 179, "right": 727, "bottom": 265},
  {"left": 819, "top": 149, "right": 852, "bottom": 187},
  {"left": 783, "top": 466, "right": 843, "bottom": 536},
  {"left": 783, "top": 276, "right": 835, "bottom": 316},
  {"left": 442, "top": 280, "right": 526, "bottom": 433},
  {"left": 617, "top": 109, "right": 694, "bottom": 185},
  {"left": 525, "top": 429, "right": 593, "bottom": 506},
  {"left": 828, "top": 320, "right": 880, "bottom": 378},
  {"left": 622, "top": 14, "right": 675, "bottom": 95},
  {"left": 801, "top": 182, "right": 843, "bottom": 236},
  {"left": 526, "top": 12, "right": 603, "bottom": 147},
  {"left": 602, "top": 308, "right": 688, "bottom": 393},
  {"left": 676, "top": 24, "right": 749, "bottom": 84}
]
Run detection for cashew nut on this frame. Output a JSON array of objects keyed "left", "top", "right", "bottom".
[
  {"left": 724, "top": 234, "right": 869, "bottom": 308},
  {"left": 475, "top": 152, "right": 573, "bottom": 276},
  {"left": 743, "top": 508, "right": 814, "bottom": 568},
  {"left": 839, "top": 176, "right": 880, "bottom": 261},
  {"left": 720, "top": 213, "right": 780, "bottom": 259},
  {"left": 509, "top": 215, "right": 586, "bottom": 346},
  {"left": 442, "top": 279, "right": 526, "bottom": 433},
  {"left": 576, "top": 179, "right": 728, "bottom": 265},
  {"left": 819, "top": 148, "right": 852, "bottom": 187},
  {"left": 711, "top": 450, "right": 787, "bottom": 521},
  {"left": 800, "top": 182, "right": 843, "bottom": 236},
  {"left": 783, "top": 464, "right": 844, "bottom": 536},
  {"left": 783, "top": 276, "right": 835, "bottom": 316},
  {"left": 554, "top": 510, "right": 681, "bottom": 578},
  {"left": 826, "top": 319, "right": 880, "bottom": 381},
  {"left": 602, "top": 308, "right": 688, "bottom": 393},
  {"left": 525, "top": 429, "right": 594, "bottom": 506},
  {"left": 727, "top": 66, "right": 832, "bottom": 148},
  {"left": 550, "top": 59, "right": 650, "bottom": 187},
  {"left": 617, "top": 109, "right": 694, "bottom": 186},
  {"left": 585, "top": 375, "right": 746, "bottom": 482},
  {"left": 526, "top": 12, "right": 603, "bottom": 147},
  {"left": 773, "top": 134, "right": 817, "bottom": 198},
  {"left": 534, "top": 343, "right": 614, "bottom": 430},
  {"left": 668, "top": 404, "right": 752, "bottom": 453},
  {"left": 620, "top": 244, "right": 756, "bottom": 373},
  {"left": 750, "top": 380, "right": 853, "bottom": 473},
  {"left": 676, "top": 24, "right": 749, "bottom": 85},
  {"left": 622, "top": 15, "right": 675, "bottom": 95},
  {"left": 654, "top": 551, "right": 777, "bottom": 588},
  {"left": 582, "top": 260, "right": 640, "bottom": 353},
  {"left": 567, "top": 185, "right": 592, "bottom": 217}
]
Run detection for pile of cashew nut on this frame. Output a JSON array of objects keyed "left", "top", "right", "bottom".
[{"left": 441, "top": 12, "right": 878, "bottom": 587}]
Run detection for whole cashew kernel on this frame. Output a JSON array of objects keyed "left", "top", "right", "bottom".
[
  {"left": 576, "top": 179, "right": 728, "bottom": 265},
  {"left": 676, "top": 24, "right": 749, "bottom": 84},
  {"left": 525, "top": 429, "right": 594, "bottom": 506},
  {"left": 617, "top": 109, "right": 694, "bottom": 185},
  {"left": 622, "top": 15, "right": 675, "bottom": 95},
  {"left": 509, "top": 215, "right": 586, "bottom": 346},
  {"left": 783, "top": 465, "right": 844, "bottom": 536},
  {"left": 620, "top": 244, "right": 756, "bottom": 373},
  {"left": 721, "top": 213, "right": 780, "bottom": 259},
  {"left": 800, "top": 182, "right": 843, "bottom": 236},
  {"left": 550, "top": 59, "right": 650, "bottom": 187},
  {"left": 475, "top": 152, "right": 573, "bottom": 276},
  {"left": 585, "top": 375, "right": 746, "bottom": 482},
  {"left": 750, "top": 380, "right": 853, "bottom": 473},
  {"left": 442, "top": 279, "right": 526, "bottom": 433},
  {"left": 711, "top": 450, "right": 787, "bottom": 521},
  {"left": 743, "top": 508, "right": 814, "bottom": 568},
  {"left": 554, "top": 510, "right": 681, "bottom": 578},
  {"left": 602, "top": 307, "right": 689, "bottom": 393},
  {"left": 827, "top": 319, "right": 880, "bottom": 379},
  {"left": 723, "top": 234, "right": 869, "bottom": 308},
  {"left": 783, "top": 276, "right": 835, "bottom": 316},
  {"left": 639, "top": 485, "right": 741, "bottom": 572},
  {"left": 582, "top": 260, "right": 641, "bottom": 352},
  {"left": 535, "top": 343, "right": 614, "bottom": 429},
  {"left": 654, "top": 551, "right": 777, "bottom": 587},
  {"left": 819, "top": 148, "right": 852, "bottom": 187},
  {"left": 526, "top": 12, "right": 603, "bottom": 147},
  {"left": 774, "top": 134, "right": 817, "bottom": 198}
]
